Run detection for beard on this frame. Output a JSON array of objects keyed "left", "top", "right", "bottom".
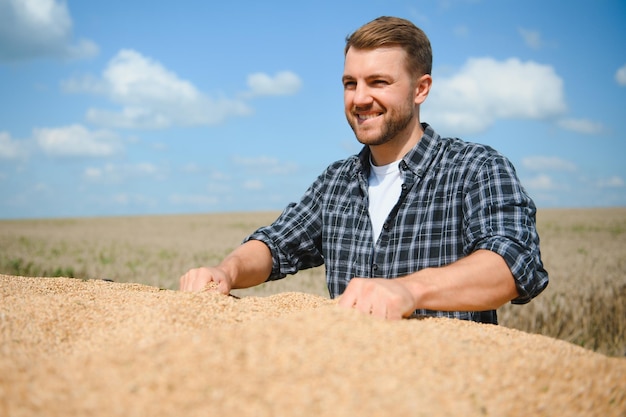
[{"left": 346, "top": 96, "right": 415, "bottom": 147}]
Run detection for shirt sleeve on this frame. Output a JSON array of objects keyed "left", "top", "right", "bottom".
[
  {"left": 243, "top": 171, "right": 326, "bottom": 282},
  {"left": 463, "top": 153, "right": 549, "bottom": 304}
]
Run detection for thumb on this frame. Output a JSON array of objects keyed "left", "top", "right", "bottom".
[{"left": 216, "top": 277, "right": 232, "bottom": 295}]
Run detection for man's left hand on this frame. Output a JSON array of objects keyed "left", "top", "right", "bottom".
[{"left": 337, "top": 278, "right": 416, "bottom": 320}]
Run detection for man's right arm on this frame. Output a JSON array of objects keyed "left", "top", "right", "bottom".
[{"left": 179, "top": 240, "right": 273, "bottom": 293}]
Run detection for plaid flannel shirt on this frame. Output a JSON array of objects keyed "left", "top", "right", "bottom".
[{"left": 245, "top": 124, "right": 549, "bottom": 324}]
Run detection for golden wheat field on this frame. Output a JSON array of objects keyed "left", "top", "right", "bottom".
[
  {"left": 0, "top": 207, "right": 624, "bottom": 357},
  {"left": 1, "top": 208, "right": 625, "bottom": 416}
]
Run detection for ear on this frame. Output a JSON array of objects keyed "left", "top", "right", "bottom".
[{"left": 414, "top": 74, "right": 432, "bottom": 105}]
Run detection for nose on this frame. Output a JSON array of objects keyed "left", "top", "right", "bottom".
[{"left": 351, "top": 83, "right": 373, "bottom": 108}]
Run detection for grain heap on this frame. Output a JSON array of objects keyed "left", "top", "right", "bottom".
[{"left": 1, "top": 274, "right": 624, "bottom": 416}]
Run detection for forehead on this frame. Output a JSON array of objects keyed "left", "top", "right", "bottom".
[{"left": 343, "top": 46, "right": 409, "bottom": 78}]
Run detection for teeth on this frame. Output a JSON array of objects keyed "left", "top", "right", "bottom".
[{"left": 357, "top": 113, "right": 381, "bottom": 120}]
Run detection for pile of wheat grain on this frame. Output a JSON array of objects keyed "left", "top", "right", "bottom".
[{"left": 1, "top": 274, "right": 624, "bottom": 417}]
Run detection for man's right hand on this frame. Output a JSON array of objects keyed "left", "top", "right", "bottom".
[{"left": 179, "top": 267, "right": 233, "bottom": 294}]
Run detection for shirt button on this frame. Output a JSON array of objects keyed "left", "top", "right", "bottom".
[
  {"left": 372, "top": 264, "right": 379, "bottom": 271},
  {"left": 401, "top": 183, "right": 407, "bottom": 190},
  {"left": 383, "top": 222, "right": 389, "bottom": 230}
]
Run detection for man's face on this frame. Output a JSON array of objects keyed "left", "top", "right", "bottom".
[{"left": 342, "top": 46, "right": 417, "bottom": 147}]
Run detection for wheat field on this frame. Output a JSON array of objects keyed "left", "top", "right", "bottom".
[{"left": 1, "top": 208, "right": 624, "bottom": 356}]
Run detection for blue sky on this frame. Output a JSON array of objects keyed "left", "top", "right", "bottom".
[{"left": 1, "top": 0, "right": 625, "bottom": 219}]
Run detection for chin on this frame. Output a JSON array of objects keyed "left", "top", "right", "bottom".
[{"left": 356, "top": 131, "right": 390, "bottom": 147}]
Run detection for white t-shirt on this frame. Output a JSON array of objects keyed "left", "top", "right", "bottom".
[{"left": 368, "top": 159, "right": 403, "bottom": 243}]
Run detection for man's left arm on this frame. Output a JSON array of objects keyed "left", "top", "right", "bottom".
[
  {"left": 338, "top": 249, "right": 518, "bottom": 319},
  {"left": 339, "top": 152, "right": 548, "bottom": 319}
]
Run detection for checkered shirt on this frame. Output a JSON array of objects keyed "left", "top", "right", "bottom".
[{"left": 245, "top": 124, "right": 549, "bottom": 324}]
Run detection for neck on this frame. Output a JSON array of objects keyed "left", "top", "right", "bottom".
[{"left": 369, "top": 119, "right": 424, "bottom": 166}]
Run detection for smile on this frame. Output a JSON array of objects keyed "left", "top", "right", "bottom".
[{"left": 356, "top": 112, "right": 383, "bottom": 121}]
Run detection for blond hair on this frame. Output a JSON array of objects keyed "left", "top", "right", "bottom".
[{"left": 345, "top": 16, "right": 432, "bottom": 76}]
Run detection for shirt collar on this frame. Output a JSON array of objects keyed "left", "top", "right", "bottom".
[
  {"left": 353, "top": 123, "right": 441, "bottom": 179},
  {"left": 400, "top": 123, "right": 441, "bottom": 178}
]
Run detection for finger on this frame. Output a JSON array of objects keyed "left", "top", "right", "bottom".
[
  {"left": 180, "top": 269, "right": 211, "bottom": 292},
  {"left": 193, "top": 275, "right": 214, "bottom": 292},
  {"left": 352, "top": 298, "right": 373, "bottom": 315},
  {"left": 371, "top": 302, "right": 388, "bottom": 319},
  {"left": 337, "top": 292, "right": 356, "bottom": 309},
  {"left": 216, "top": 279, "right": 231, "bottom": 295},
  {"left": 337, "top": 292, "right": 354, "bottom": 308},
  {"left": 179, "top": 272, "right": 192, "bottom": 291},
  {"left": 181, "top": 275, "right": 201, "bottom": 292},
  {"left": 203, "top": 279, "right": 221, "bottom": 292},
  {"left": 337, "top": 278, "right": 364, "bottom": 309}
]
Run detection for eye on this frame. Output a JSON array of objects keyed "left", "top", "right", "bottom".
[{"left": 343, "top": 80, "right": 356, "bottom": 90}]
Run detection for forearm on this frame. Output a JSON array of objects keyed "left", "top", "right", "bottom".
[
  {"left": 218, "top": 240, "right": 273, "bottom": 289},
  {"left": 399, "top": 249, "right": 519, "bottom": 312}
]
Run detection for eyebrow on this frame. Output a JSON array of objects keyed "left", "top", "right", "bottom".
[
  {"left": 366, "top": 73, "right": 392, "bottom": 80},
  {"left": 342, "top": 73, "right": 392, "bottom": 83}
]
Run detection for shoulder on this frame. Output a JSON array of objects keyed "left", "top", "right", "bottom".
[
  {"left": 419, "top": 124, "right": 510, "bottom": 168},
  {"left": 443, "top": 136, "right": 502, "bottom": 160},
  {"left": 319, "top": 150, "right": 366, "bottom": 180},
  {"left": 438, "top": 136, "right": 515, "bottom": 174},
  {"left": 299, "top": 154, "right": 362, "bottom": 203}
]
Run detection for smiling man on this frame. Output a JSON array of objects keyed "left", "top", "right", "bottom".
[{"left": 180, "top": 16, "right": 549, "bottom": 323}]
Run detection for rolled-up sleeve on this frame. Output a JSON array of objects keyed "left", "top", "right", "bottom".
[
  {"left": 463, "top": 154, "right": 549, "bottom": 304},
  {"left": 243, "top": 174, "right": 326, "bottom": 282}
]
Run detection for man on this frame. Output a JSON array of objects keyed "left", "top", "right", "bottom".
[{"left": 180, "top": 16, "right": 549, "bottom": 323}]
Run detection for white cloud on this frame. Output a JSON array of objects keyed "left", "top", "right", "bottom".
[
  {"left": 34, "top": 124, "right": 123, "bottom": 157},
  {"left": 0, "top": 131, "right": 27, "bottom": 159},
  {"left": 83, "top": 162, "right": 165, "bottom": 183},
  {"left": 181, "top": 163, "right": 203, "bottom": 174},
  {"left": 103, "top": 50, "right": 200, "bottom": 102},
  {"left": 246, "top": 71, "right": 302, "bottom": 97},
  {"left": 65, "top": 38, "right": 98, "bottom": 60},
  {"left": 233, "top": 155, "right": 280, "bottom": 168},
  {"left": 557, "top": 118, "right": 606, "bottom": 135},
  {"left": 169, "top": 193, "right": 219, "bottom": 206},
  {"left": 242, "top": 180, "right": 264, "bottom": 190},
  {"left": 86, "top": 107, "right": 175, "bottom": 130},
  {"left": 0, "top": 0, "right": 98, "bottom": 62},
  {"left": 518, "top": 27, "right": 557, "bottom": 50},
  {"left": 63, "top": 49, "right": 252, "bottom": 129},
  {"left": 596, "top": 176, "right": 624, "bottom": 188},
  {"left": 453, "top": 25, "right": 469, "bottom": 38},
  {"left": 110, "top": 193, "right": 157, "bottom": 207},
  {"left": 232, "top": 155, "right": 298, "bottom": 175},
  {"left": 423, "top": 57, "right": 567, "bottom": 135},
  {"left": 524, "top": 174, "right": 560, "bottom": 191},
  {"left": 518, "top": 28, "right": 543, "bottom": 50},
  {"left": 408, "top": 8, "right": 430, "bottom": 25},
  {"left": 84, "top": 167, "right": 102, "bottom": 179},
  {"left": 437, "top": 0, "right": 481, "bottom": 10},
  {"left": 522, "top": 156, "right": 577, "bottom": 172},
  {"left": 1, "top": 125, "right": 125, "bottom": 160},
  {"left": 615, "top": 64, "right": 626, "bottom": 86}
]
